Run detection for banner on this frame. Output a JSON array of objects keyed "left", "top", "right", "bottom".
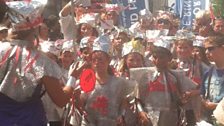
[
  {"left": 175, "top": 0, "right": 208, "bottom": 29},
  {"left": 112, "top": 0, "right": 146, "bottom": 28}
]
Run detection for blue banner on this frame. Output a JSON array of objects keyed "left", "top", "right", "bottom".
[
  {"left": 112, "top": 0, "right": 146, "bottom": 28},
  {"left": 175, "top": 0, "right": 207, "bottom": 29}
]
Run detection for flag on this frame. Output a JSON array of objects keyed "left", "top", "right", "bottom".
[
  {"left": 175, "top": 0, "right": 208, "bottom": 29},
  {"left": 112, "top": 0, "right": 146, "bottom": 28}
]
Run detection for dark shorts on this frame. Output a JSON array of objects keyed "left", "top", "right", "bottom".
[{"left": 0, "top": 93, "right": 47, "bottom": 126}]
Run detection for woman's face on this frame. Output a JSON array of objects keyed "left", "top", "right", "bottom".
[
  {"left": 91, "top": 51, "right": 110, "bottom": 73},
  {"left": 156, "top": 18, "right": 171, "bottom": 30},
  {"left": 125, "top": 53, "right": 144, "bottom": 69},
  {"left": 192, "top": 47, "right": 202, "bottom": 61},
  {"left": 112, "top": 33, "right": 129, "bottom": 50},
  {"left": 176, "top": 42, "right": 193, "bottom": 60},
  {"left": 80, "top": 23, "right": 93, "bottom": 37},
  {"left": 105, "top": 11, "right": 118, "bottom": 25},
  {"left": 113, "top": 37, "right": 124, "bottom": 51},
  {"left": 60, "top": 51, "right": 75, "bottom": 69}
]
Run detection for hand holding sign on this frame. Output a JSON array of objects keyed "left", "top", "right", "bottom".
[
  {"left": 69, "top": 61, "right": 89, "bottom": 79},
  {"left": 69, "top": 61, "right": 96, "bottom": 92},
  {"left": 80, "top": 69, "right": 96, "bottom": 92}
]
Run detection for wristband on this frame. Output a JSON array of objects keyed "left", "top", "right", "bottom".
[
  {"left": 66, "top": 76, "right": 76, "bottom": 88},
  {"left": 121, "top": 109, "right": 126, "bottom": 116},
  {"left": 137, "top": 102, "right": 144, "bottom": 112}
]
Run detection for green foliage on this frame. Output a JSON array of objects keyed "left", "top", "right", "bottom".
[{"left": 211, "top": 0, "right": 224, "bottom": 18}]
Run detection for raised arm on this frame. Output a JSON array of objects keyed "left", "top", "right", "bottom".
[
  {"left": 60, "top": 1, "right": 74, "bottom": 17},
  {"left": 41, "top": 61, "right": 87, "bottom": 108}
]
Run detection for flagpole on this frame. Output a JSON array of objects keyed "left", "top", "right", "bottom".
[{"left": 61, "top": 1, "right": 76, "bottom": 126}]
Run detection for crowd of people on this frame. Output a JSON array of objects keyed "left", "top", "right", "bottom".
[{"left": 1, "top": 0, "right": 224, "bottom": 126}]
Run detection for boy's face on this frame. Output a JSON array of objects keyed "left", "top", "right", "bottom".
[
  {"left": 204, "top": 43, "right": 224, "bottom": 62},
  {"left": 213, "top": 19, "right": 224, "bottom": 35},
  {"left": 152, "top": 52, "right": 171, "bottom": 70},
  {"left": 176, "top": 42, "right": 193, "bottom": 60}
]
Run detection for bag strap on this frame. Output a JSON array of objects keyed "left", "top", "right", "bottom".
[
  {"left": 0, "top": 57, "right": 13, "bottom": 84},
  {"left": 165, "top": 71, "right": 186, "bottom": 126},
  {"left": 166, "top": 70, "right": 183, "bottom": 104},
  {"left": 205, "top": 66, "right": 214, "bottom": 100},
  {"left": 191, "top": 54, "right": 197, "bottom": 78},
  {"left": 166, "top": 71, "right": 187, "bottom": 126},
  {"left": 0, "top": 46, "right": 17, "bottom": 84}
]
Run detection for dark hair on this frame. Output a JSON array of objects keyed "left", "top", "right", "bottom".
[
  {"left": 152, "top": 46, "right": 172, "bottom": 57},
  {"left": 0, "top": 2, "right": 8, "bottom": 23},
  {"left": 205, "top": 35, "right": 224, "bottom": 46},
  {"left": 45, "top": 15, "right": 59, "bottom": 29},
  {"left": 9, "top": 28, "right": 35, "bottom": 40},
  {"left": 80, "top": 47, "right": 87, "bottom": 53},
  {"left": 92, "top": 50, "right": 110, "bottom": 59}
]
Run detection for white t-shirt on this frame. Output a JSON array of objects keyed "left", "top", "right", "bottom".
[{"left": 59, "top": 0, "right": 93, "bottom": 40}]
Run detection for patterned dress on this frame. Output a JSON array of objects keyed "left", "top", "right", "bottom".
[
  {"left": 130, "top": 67, "right": 196, "bottom": 126},
  {"left": 0, "top": 41, "right": 63, "bottom": 126},
  {"left": 81, "top": 76, "right": 135, "bottom": 126},
  {"left": 201, "top": 66, "right": 224, "bottom": 122}
]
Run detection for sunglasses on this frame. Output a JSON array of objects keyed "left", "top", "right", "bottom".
[
  {"left": 205, "top": 46, "right": 219, "bottom": 52},
  {"left": 157, "top": 19, "right": 170, "bottom": 25}
]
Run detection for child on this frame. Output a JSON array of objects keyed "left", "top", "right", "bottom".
[
  {"left": 119, "top": 38, "right": 146, "bottom": 78},
  {"left": 118, "top": 38, "right": 146, "bottom": 126},
  {"left": 59, "top": 41, "right": 77, "bottom": 72},
  {"left": 174, "top": 36, "right": 205, "bottom": 125},
  {"left": 79, "top": 35, "right": 135, "bottom": 126},
  {"left": 0, "top": 1, "right": 84, "bottom": 125},
  {"left": 69, "top": 36, "right": 95, "bottom": 126},
  {"left": 201, "top": 36, "right": 224, "bottom": 124},
  {"left": 130, "top": 39, "right": 197, "bottom": 126}
]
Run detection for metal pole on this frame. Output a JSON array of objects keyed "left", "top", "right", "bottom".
[
  {"left": 70, "top": 0, "right": 76, "bottom": 43},
  {"left": 164, "top": 0, "right": 168, "bottom": 11}
]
